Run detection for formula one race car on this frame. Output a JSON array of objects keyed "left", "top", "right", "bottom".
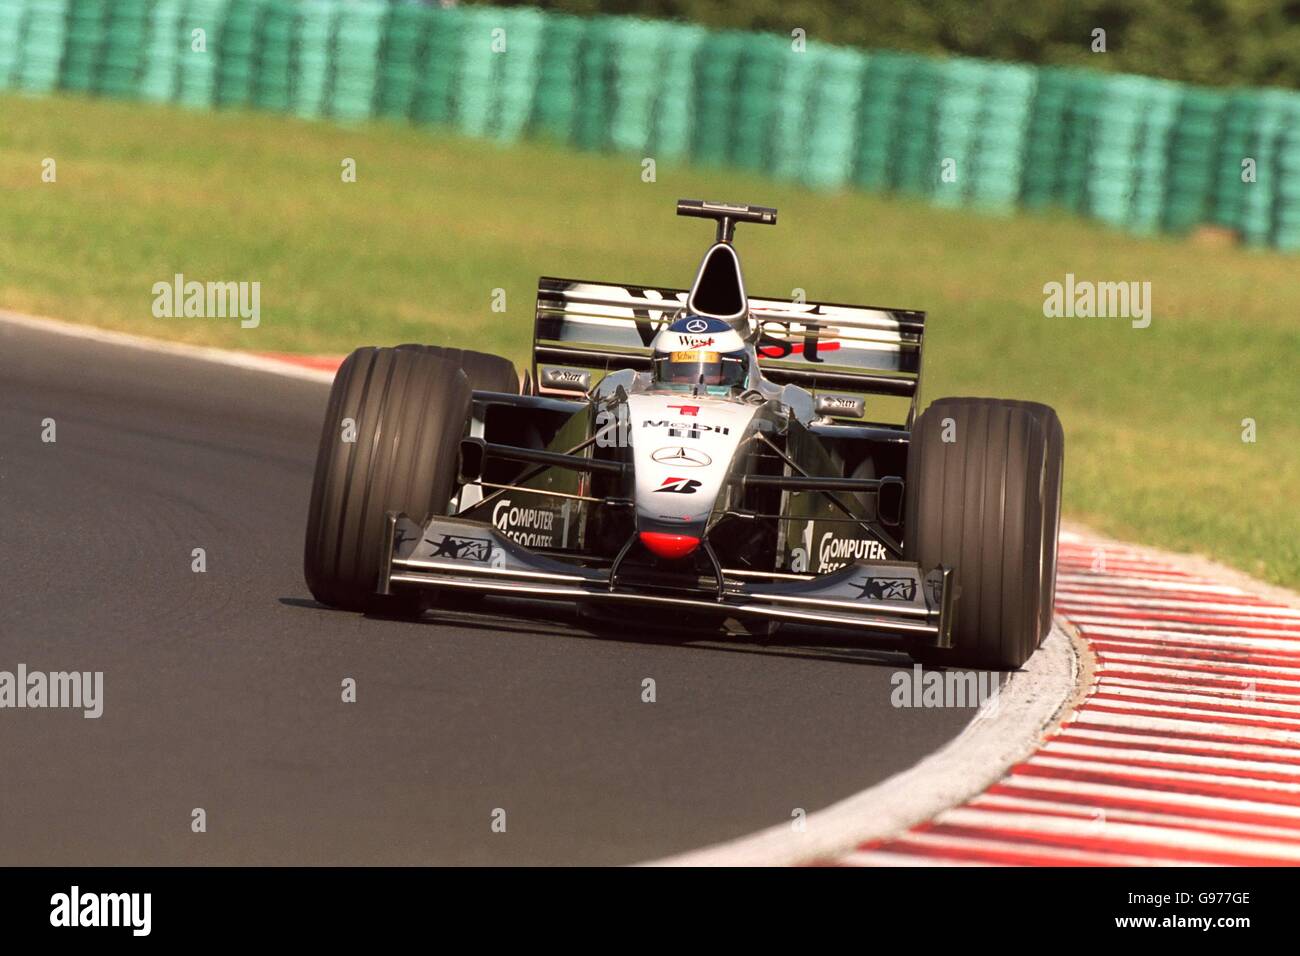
[{"left": 304, "top": 200, "right": 1064, "bottom": 669}]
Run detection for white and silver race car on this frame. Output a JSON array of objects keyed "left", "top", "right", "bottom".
[{"left": 304, "top": 200, "right": 1064, "bottom": 669}]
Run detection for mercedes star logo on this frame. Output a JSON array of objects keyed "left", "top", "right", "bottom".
[
  {"left": 685, "top": 318, "right": 709, "bottom": 333},
  {"left": 651, "top": 446, "right": 712, "bottom": 467}
]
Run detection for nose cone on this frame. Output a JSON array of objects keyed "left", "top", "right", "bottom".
[{"left": 639, "top": 531, "right": 701, "bottom": 560}]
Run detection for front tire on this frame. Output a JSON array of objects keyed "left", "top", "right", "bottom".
[
  {"left": 930, "top": 398, "right": 1064, "bottom": 645},
  {"left": 304, "top": 347, "right": 471, "bottom": 612},
  {"left": 905, "top": 399, "right": 1059, "bottom": 669},
  {"left": 394, "top": 344, "right": 519, "bottom": 394}
]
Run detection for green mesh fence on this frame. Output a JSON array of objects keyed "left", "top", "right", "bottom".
[{"left": 2, "top": 0, "right": 1297, "bottom": 250}]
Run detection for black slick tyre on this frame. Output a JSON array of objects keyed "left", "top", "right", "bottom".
[{"left": 304, "top": 347, "right": 471, "bottom": 613}]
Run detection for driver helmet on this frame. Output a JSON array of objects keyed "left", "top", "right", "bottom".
[{"left": 650, "top": 315, "right": 750, "bottom": 392}]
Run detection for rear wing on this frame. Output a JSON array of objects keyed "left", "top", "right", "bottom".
[{"left": 533, "top": 277, "right": 927, "bottom": 425}]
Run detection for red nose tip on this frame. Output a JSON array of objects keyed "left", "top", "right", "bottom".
[{"left": 639, "top": 531, "right": 701, "bottom": 560}]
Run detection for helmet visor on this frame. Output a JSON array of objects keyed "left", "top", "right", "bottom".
[{"left": 654, "top": 349, "right": 747, "bottom": 388}]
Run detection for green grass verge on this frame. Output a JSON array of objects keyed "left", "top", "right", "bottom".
[{"left": 2, "top": 93, "right": 1297, "bottom": 586}]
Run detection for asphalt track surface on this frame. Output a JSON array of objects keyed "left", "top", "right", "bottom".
[{"left": 0, "top": 321, "right": 981, "bottom": 865}]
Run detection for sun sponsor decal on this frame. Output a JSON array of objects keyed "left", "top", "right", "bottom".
[
  {"left": 814, "top": 393, "right": 865, "bottom": 418},
  {"left": 539, "top": 366, "right": 591, "bottom": 390}
]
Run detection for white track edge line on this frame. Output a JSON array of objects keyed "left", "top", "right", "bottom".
[
  {"left": 0, "top": 309, "right": 337, "bottom": 384},
  {"left": 647, "top": 620, "right": 1086, "bottom": 866}
]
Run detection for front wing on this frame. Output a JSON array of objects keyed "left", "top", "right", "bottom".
[{"left": 380, "top": 513, "right": 955, "bottom": 647}]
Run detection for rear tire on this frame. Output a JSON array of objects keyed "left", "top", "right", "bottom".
[
  {"left": 304, "top": 347, "right": 471, "bottom": 613},
  {"left": 904, "top": 399, "right": 1055, "bottom": 669}
]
